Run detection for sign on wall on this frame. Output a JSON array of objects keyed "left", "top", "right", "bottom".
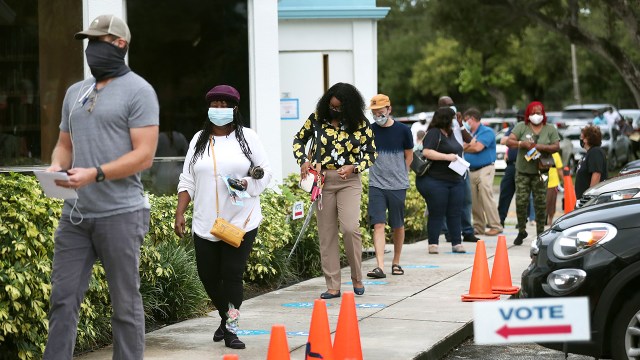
[
  {"left": 473, "top": 297, "right": 590, "bottom": 344},
  {"left": 281, "top": 98, "right": 299, "bottom": 120}
]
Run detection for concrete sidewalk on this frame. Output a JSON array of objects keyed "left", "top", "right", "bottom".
[{"left": 77, "top": 214, "right": 539, "bottom": 360}]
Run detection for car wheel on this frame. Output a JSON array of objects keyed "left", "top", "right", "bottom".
[{"left": 610, "top": 291, "right": 640, "bottom": 359}]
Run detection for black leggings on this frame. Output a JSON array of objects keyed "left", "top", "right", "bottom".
[{"left": 193, "top": 228, "right": 257, "bottom": 322}]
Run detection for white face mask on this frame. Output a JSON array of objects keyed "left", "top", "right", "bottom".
[
  {"left": 529, "top": 114, "right": 543, "bottom": 125},
  {"left": 208, "top": 108, "right": 234, "bottom": 126},
  {"left": 373, "top": 114, "right": 388, "bottom": 126}
]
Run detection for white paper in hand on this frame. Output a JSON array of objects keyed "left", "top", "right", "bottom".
[
  {"left": 34, "top": 171, "right": 78, "bottom": 199},
  {"left": 448, "top": 155, "right": 470, "bottom": 176}
]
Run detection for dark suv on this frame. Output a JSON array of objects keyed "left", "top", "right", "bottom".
[{"left": 520, "top": 198, "right": 640, "bottom": 359}]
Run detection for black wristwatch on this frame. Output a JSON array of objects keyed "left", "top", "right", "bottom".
[{"left": 95, "top": 166, "right": 105, "bottom": 183}]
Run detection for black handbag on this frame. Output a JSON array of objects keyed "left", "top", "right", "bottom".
[
  {"left": 538, "top": 153, "right": 555, "bottom": 170},
  {"left": 410, "top": 131, "right": 441, "bottom": 177}
]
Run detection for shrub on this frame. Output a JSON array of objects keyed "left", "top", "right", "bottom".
[
  {"left": 0, "top": 169, "right": 426, "bottom": 359},
  {"left": 405, "top": 172, "right": 428, "bottom": 242},
  {"left": 245, "top": 188, "right": 293, "bottom": 284},
  {"left": 0, "top": 174, "right": 208, "bottom": 359},
  {"left": 0, "top": 173, "right": 59, "bottom": 359},
  {"left": 140, "top": 242, "right": 208, "bottom": 323}
]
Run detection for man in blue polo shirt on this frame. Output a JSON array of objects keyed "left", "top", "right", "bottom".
[{"left": 463, "top": 108, "right": 503, "bottom": 236}]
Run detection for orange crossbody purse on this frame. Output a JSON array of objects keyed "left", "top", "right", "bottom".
[{"left": 208, "top": 137, "right": 253, "bottom": 248}]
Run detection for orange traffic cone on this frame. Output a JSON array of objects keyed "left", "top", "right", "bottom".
[
  {"left": 563, "top": 167, "right": 576, "bottom": 212},
  {"left": 222, "top": 355, "right": 238, "bottom": 360},
  {"left": 491, "top": 235, "right": 520, "bottom": 295},
  {"left": 306, "top": 299, "right": 334, "bottom": 360},
  {"left": 461, "top": 240, "right": 500, "bottom": 302},
  {"left": 267, "top": 324, "right": 290, "bottom": 360},
  {"left": 333, "top": 292, "right": 362, "bottom": 360}
]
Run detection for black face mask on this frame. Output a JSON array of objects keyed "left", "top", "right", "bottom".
[
  {"left": 85, "top": 40, "right": 130, "bottom": 81},
  {"left": 580, "top": 139, "right": 585, "bottom": 148},
  {"left": 329, "top": 109, "right": 342, "bottom": 120}
]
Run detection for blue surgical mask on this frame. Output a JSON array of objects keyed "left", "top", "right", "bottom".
[
  {"left": 463, "top": 121, "right": 471, "bottom": 131},
  {"left": 208, "top": 108, "right": 234, "bottom": 126}
]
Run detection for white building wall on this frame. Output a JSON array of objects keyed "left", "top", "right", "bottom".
[
  {"left": 248, "top": 0, "right": 283, "bottom": 184},
  {"left": 83, "top": 0, "right": 284, "bottom": 184},
  {"left": 81, "top": 1, "right": 383, "bottom": 181},
  {"left": 83, "top": 0, "right": 126, "bottom": 78},
  {"left": 278, "top": 19, "right": 379, "bottom": 177}
]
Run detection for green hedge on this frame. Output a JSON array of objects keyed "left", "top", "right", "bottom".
[
  {"left": 0, "top": 174, "right": 208, "bottom": 359},
  {"left": 0, "top": 171, "right": 426, "bottom": 359}
]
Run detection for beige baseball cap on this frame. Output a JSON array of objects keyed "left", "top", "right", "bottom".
[{"left": 75, "top": 15, "right": 131, "bottom": 43}]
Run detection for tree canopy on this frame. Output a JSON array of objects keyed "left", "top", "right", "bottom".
[{"left": 378, "top": 0, "right": 639, "bottom": 114}]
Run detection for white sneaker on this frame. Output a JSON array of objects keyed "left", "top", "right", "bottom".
[
  {"left": 428, "top": 244, "right": 439, "bottom": 254},
  {"left": 452, "top": 244, "right": 466, "bottom": 253}
]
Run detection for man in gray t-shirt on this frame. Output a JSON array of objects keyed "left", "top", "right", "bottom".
[
  {"left": 44, "top": 15, "right": 159, "bottom": 360},
  {"left": 366, "top": 94, "right": 413, "bottom": 278}
]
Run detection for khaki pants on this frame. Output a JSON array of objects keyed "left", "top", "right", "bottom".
[
  {"left": 316, "top": 170, "right": 363, "bottom": 290},
  {"left": 469, "top": 164, "right": 503, "bottom": 233}
]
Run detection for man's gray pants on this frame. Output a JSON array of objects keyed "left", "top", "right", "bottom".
[{"left": 44, "top": 208, "right": 149, "bottom": 360}]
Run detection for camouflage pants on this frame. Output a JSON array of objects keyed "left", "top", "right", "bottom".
[{"left": 515, "top": 172, "right": 547, "bottom": 235}]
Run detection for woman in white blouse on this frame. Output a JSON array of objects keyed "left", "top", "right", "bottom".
[{"left": 174, "top": 85, "right": 271, "bottom": 350}]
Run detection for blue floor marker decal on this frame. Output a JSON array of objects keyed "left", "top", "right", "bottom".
[
  {"left": 237, "top": 330, "right": 270, "bottom": 336},
  {"left": 443, "top": 251, "right": 475, "bottom": 255},
  {"left": 402, "top": 265, "right": 440, "bottom": 269},
  {"left": 282, "top": 302, "right": 332, "bottom": 308},
  {"left": 356, "top": 303, "right": 386, "bottom": 309},
  {"left": 344, "top": 280, "right": 388, "bottom": 285},
  {"left": 236, "top": 330, "right": 309, "bottom": 336},
  {"left": 286, "top": 331, "right": 309, "bottom": 336}
]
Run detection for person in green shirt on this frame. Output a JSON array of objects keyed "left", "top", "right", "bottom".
[{"left": 506, "top": 101, "right": 560, "bottom": 245}]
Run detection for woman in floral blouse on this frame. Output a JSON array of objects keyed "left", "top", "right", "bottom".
[{"left": 292, "top": 82, "right": 376, "bottom": 299}]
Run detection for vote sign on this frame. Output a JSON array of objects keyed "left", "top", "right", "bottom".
[
  {"left": 292, "top": 201, "right": 304, "bottom": 220},
  {"left": 473, "top": 297, "right": 590, "bottom": 344}
]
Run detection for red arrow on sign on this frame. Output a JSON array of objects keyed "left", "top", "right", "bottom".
[{"left": 496, "top": 324, "right": 572, "bottom": 339}]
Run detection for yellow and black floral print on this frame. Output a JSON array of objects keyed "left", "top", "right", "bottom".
[{"left": 292, "top": 113, "right": 377, "bottom": 172}]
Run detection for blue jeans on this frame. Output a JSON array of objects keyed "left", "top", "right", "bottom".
[
  {"left": 416, "top": 175, "right": 465, "bottom": 245},
  {"left": 441, "top": 173, "right": 473, "bottom": 237}
]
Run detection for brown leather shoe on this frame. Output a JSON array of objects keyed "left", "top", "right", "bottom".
[
  {"left": 473, "top": 229, "right": 484, "bottom": 235},
  {"left": 485, "top": 228, "right": 503, "bottom": 236}
]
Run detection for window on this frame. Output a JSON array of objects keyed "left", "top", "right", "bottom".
[
  {"left": 127, "top": 0, "right": 249, "bottom": 194},
  {"left": 0, "top": 0, "right": 83, "bottom": 166}
]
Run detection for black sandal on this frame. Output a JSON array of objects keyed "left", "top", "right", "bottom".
[
  {"left": 391, "top": 264, "right": 404, "bottom": 276},
  {"left": 367, "top": 267, "right": 386, "bottom": 278}
]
